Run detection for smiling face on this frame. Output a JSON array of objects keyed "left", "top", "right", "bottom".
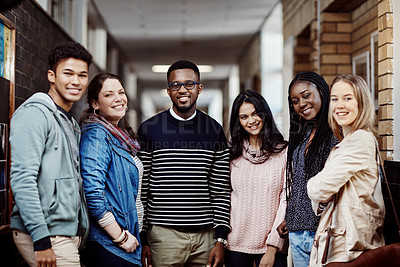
[
  {"left": 330, "top": 80, "right": 359, "bottom": 136},
  {"left": 47, "top": 58, "right": 89, "bottom": 111},
  {"left": 91, "top": 78, "right": 127, "bottom": 125},
  {"left": 290, "top": 81, "right": 322, "bottom": 121},
  {"left": 239, "top": 102, "right": 264, "bottom": 146},
  {"left": 167, "top": 68, "right": 203, "bottom": 119}
]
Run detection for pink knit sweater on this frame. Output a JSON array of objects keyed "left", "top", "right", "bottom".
[{"left": 227, "top": 148, "right": 288, "bottom": 254}]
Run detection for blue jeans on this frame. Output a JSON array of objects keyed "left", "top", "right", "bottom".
[
  {"left": 225, "top": 249, "right": 287, "bottom": 267},
  {"left": 289, "top": 231, "right": 315, "bottom": 267}
]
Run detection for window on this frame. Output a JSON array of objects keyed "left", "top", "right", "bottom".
[
  {"left": 370, "top": 31, "right": 379, "bottom": 109},
  {"left": 352, "top": 31, "right": 379, "bottom": 110},
  {"left": 51, "top": 0, "right": 73, "bottom": 36},
  {"left": 352, "top": 51, "right": 370, "bottom": 88}
]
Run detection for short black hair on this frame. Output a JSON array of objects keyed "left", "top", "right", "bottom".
[
  {"left": 48, "top": 41, "right": 93, "bottom": 72},
  {"left": 167, "top": 60, "right": 200, "bottom": 81}
]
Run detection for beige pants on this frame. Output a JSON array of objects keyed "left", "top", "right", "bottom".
[
  {"left": 13, "top": 230, "right": 81, "bottom": 267},
  {"left": 148, "top": 225, "right": 214, "bottom": 267}
]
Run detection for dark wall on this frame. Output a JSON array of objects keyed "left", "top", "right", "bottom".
[
  {"left": 1, "top": 0, "right": 72, "bottom": 109},
  {"left": 0, "top": 78, "right": 10, "bottom": 123},
  {"left": 382, "top": 160, "right": 400, "bottom": 245}
]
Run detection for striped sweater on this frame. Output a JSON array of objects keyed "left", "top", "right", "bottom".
[{"left": 137, "top": 110, "right": 231, "bottom": 239}]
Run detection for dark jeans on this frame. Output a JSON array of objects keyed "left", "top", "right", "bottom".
[
  {"left": 81, "top": 241, "right": 140, "bottom": 267},
  {"left": 225, "top": 249, "right": 287, "bottom": 267}
]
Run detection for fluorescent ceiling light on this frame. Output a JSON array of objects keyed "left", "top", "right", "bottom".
[
  {"left": 151, "top": 65, "right": 169, "bottom": 73},
  {"left": 152, "top": 65, "right": 214, "bottom": 73},
  {"left": 199, "top": 65, "right": 214, "bottom": 73}
]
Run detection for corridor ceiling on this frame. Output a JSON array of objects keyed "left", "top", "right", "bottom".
[{"left": 93, "top": 0, "right": 279, "bottom": 85}]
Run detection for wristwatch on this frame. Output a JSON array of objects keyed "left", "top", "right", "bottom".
[{"left": 215, "top": 238, "right": 228, "bottom": 248}]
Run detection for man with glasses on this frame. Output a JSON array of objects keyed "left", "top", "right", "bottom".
[{"left": 137, "top": 60, "right": 231, "bottom": 267}]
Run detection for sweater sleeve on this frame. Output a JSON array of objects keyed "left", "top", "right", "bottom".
[
  {"left": 266, "top": 148, "right": 288, "bottom": 251},
  {"left": 10, "top": 105, "right": 52, "bottom": 243},
  {"left": 307, "top": 130, "right": 375, "bottom": 213},
  {"left": 210, "top": 130, "right": 231, "bottom": 239},
  {"left": 136, "top": 123, "right": 152, "bottom": 236}
]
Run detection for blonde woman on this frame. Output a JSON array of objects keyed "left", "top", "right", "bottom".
[{"left": 307, "top": 74, "right": 385, "bottom": 266}]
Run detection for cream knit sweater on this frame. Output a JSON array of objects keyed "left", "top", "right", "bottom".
[{"left": 227, "top": 148, "right": 288, "bottom": 254}]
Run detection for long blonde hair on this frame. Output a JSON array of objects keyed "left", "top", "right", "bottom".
[{"left": 328, "top": 74, "right": 376, "bottom": 140}]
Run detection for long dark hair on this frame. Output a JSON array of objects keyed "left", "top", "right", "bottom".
[
  {"left": 79, "top": 73, "right": 138, "bottom": 139},
  {"left": 286, "top": 72, "right": 335, "bottom": 196},
  {"left": 229, "top": 89, "right": 287, "bottom": 161}
]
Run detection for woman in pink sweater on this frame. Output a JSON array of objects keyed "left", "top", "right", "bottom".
[{"left": 226, "top": 90, "right": 288, "bottom": 267}]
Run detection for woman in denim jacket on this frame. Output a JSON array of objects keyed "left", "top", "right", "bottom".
[{"left": 79, "top": 73, "right": 142, "bottom": 267}]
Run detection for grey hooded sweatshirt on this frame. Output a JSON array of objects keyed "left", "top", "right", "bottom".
[{"left": 9, "top": 92, "right": 89, "bottom": 245}]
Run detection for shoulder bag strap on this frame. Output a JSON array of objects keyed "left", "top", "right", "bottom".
[
  {"left": 321, "top": 194, "right": 339, "bottom": 265},
  {"left": 374, "top": 138, "right": 400, "bottom": 236}
]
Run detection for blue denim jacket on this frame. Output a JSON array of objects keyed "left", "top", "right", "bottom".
[{"left": 80, "top": 123, "right": 141, "bottom": 265}]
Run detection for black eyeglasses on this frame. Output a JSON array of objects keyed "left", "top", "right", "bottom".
[{"left": 168, "top": 81, "right": 199, "bottom": 91}]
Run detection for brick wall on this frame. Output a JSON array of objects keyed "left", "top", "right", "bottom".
[
  {"left": 294, "top": 27, "right": 313, "bottom": 74},
  {"left": 352, "top": 0, "right": 378, "bottom": 55},
  {"left": 377, "top": 0, "right": 399, "bottom": 244},
  {"left": 377, "top": 0, "right": 394, "bottom": 160},
  {"left": 286, "top": 0, "right": 394, "bottom": 158},
  {"left": 319, "top": 12, "right": 352, "bottom": 84}
]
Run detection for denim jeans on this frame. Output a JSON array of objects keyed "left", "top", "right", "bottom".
[
  {"left": 225, "top": 249, "right": 287, "bottom": 267},
  {"left": 289, "top": 230, "right": 315, "bottom": 267}
]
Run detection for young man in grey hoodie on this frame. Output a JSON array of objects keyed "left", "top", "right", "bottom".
[{"left": 9, "top": 42, "right": 92, "bottom": 266}]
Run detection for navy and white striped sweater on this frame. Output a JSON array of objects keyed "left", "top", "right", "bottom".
[{"left": 137, "top": 110, "right": 231, "bottom": 239}]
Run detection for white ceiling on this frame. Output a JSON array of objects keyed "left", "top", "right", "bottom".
[
  {"left": 91, "top": 0, "right": 280, "bottom": 118},
  {"left": 93, "top": 0, "right": 279, "bottom": 84}
]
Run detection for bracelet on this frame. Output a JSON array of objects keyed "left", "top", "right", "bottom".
[
  {"left": 116, "top": 231, "right": 129, "bottom": 246},
  {"left": 113, "top": 229, "right": 126, "bottom": 244}
]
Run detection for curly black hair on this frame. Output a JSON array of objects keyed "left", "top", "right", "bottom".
[{"left": 48, "top": 41, "right": 93, "bottom": 72}]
